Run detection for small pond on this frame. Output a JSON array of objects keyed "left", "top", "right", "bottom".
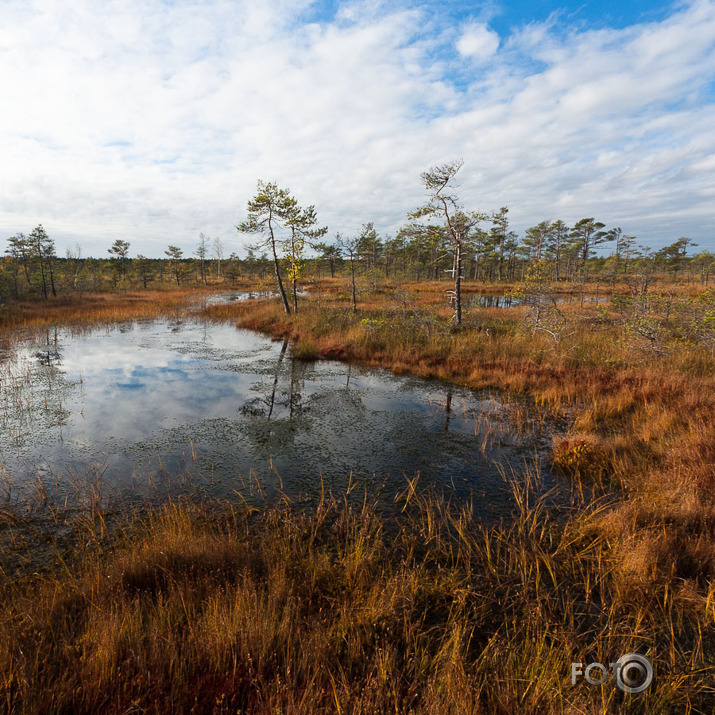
[
  {"left": 467, "top": 293, "right": 610, "bottom": 308},
  {"left": 0, "top": 300, "right": 558, "bottom": 516}
]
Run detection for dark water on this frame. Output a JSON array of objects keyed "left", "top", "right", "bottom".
[
  {"left": 467, "top": 294, "right": 523, "bottom": 308},
  {"left": 467, "top": 293, "right": 609, "bottom": 308},
  {"left": 0, "top": 312, "right": 556, "bottom": 515}
]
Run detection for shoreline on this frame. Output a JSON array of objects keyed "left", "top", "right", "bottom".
[{"left": 1, "top": 280, "right": 713, "bottom": 712}]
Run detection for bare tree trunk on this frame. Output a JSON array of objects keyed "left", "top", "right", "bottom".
[
  {"left": 268, "top": 219, "right": 291, "bottom": 315},
  {"left": 498, "top": 237, "right": 504, "bottom": 281},
  {"left": 350, "top": 253, "right": 357, "bottom": 313},
  {"left": 555, "top": 245, "right": 561, "bottom": 281},
  {"left": 272, "top": 242, "right": 291, "bottom": 314},
  {"left": 48, "top": 260, "right": 57, "bottom": 297},
  {"left": 39, "top": 259, "right": 48, "bottom": 300},
  {"left": 455, "top": 242, "right": 463, "bottom": 325}
]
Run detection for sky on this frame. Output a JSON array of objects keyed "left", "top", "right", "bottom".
[{"left": 1, "top": 0, "right": 714, "bottom": 258}]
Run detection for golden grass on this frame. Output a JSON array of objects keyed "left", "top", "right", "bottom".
[
  {"left": 0, "top": 283, "right": 262, "bottom": 333},
  {"left": 1, "top": 276, "right": 714, "bottom": 712},
  {"left": 1, "top": 477, "right": 713, "bottom": 714}
]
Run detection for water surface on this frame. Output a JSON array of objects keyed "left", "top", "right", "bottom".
[
  {"left": 467, "top": 292, "right": 609, "bottom": 308},
  {"left": 0, "top": 313, "right": 555, "bottom": 515}
]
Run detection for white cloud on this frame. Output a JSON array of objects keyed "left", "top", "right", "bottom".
[
  {"left": 0, "top": 0, "right": 713, "bottom": 256},
  {"left": 456, "top": 22, "right": 500, "bottom": 62}
]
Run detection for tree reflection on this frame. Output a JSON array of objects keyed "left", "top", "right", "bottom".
[
  {"left": 267, "top": 339, "right": 289, "bottom": 418},
  {"left": 444, "top": 386, "right": 453, "bottom": 432},
  {"left": 35, "top": 327, "right": 63, "bottom": 367}
]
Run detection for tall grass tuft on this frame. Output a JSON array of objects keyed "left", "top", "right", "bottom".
[
  {"left": 2, "top": 277, "right": 715, "bottom": 711},
  {"left": 0, "top": 474, "right": 713, "bottom": 713}
]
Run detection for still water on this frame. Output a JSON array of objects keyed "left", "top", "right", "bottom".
[
  {"left": 467, "top": 293, "right": 609, "bottom": 308},
  {"left": 0, "top": 313, "right": 554, "bottom": 514}
]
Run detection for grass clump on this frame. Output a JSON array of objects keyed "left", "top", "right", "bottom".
[
  {"left": 3, "top": 278, "right": 715, "bottom": 711},
  {"left": 290, "top": 338, "right": 319, "bottom": 361},
  {"left": 1, "top": 478, "right": 713, "bottom": 714}
]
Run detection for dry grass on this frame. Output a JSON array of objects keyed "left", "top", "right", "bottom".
[
  {"left": 0, "top": 283, "right": 262, "bottom": 333},
  {"left": 1, "top": 277, "right": 715, "bottom": 712},
  {"left": 1, "top": 476, "right": 713, "bottom": 714},
  {"left": 202, "top": 279, "right": 715, "bottom": 681}
]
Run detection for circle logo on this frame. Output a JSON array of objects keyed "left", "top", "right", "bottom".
[{"left": 613, "top": 654, "right": 653, "bottom": 694}]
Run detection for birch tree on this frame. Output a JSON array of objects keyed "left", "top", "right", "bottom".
[
  {"left": 285, "top": 204, "right": 327, "bottom": 313},
  {"left": 213, "top": 237, "right": 224, "bottom": 279},
  {"left": 196, "top": 233, "right": 209, "bottom": 284},
  {"left": 337, "top": 233, "right": 360, "bottom": 313}
]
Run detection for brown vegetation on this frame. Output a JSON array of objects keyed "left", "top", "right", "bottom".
[
  {"left": 1, "top": 277, "right": 714, "bottom": 712},
  {"left": 0, "top": 283, "right": 264, "bottom": 333},
  {"left": 1, "top": 478, "right": 712, "bottom": 714}
]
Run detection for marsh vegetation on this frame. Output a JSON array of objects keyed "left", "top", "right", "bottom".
[
  {"left": 0, "top": 268, "right": 713, "bottom": 712},
  {"left": 2, "top": 178, "right": 715, "bottom": 711}
]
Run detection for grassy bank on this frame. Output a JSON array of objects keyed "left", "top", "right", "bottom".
[
  {"left": 0, "top": 283, "right": 263, "bottom": 333},
  {"left": 1, "top": 279, "right": 714, "bottom": 712},
  {"left": 1, "top": 480, "right": 712, "bottom": 714}
]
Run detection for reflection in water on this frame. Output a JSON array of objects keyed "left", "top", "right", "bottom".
[
  {"left": 444, "top": 387, "right": 453, "bottom": 432},
  {"left": 468, "top": 294, "right": 522, "bottom": 308},
  {"left": 33, "top": 348, "right": 62, "bottom": 367},
  {"left": 468, "top": 293, "right": 610, "bottom": 309},
  {"left": 268, "top": 339, "right": 288, "bottom": 419},
  {"left": 0, "top": 317, "right": 555, "bottom": 515}
]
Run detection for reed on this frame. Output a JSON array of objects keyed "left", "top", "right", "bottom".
[
  {"left": 1, "top": 277, "right": 714, "bottom": 712},
  {"left": 0, "top": 286, "right": 255, "bottom": 333},
  {"left": 1, "top": 473, "right": 712, "bottom": 714}
]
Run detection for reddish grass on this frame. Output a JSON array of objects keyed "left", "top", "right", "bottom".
[{"left": 2, "top": 276, "right": 714, "bottom": 712}]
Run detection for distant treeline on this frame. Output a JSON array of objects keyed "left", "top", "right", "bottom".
[{"left": 2, "top": 217, "right": 713, "bottom": 303}]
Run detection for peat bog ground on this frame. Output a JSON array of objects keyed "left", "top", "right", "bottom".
[{"left": 1, "top": 278, "right": 714, "bottom": 713}]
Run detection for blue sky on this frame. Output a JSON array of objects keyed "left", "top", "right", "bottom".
[
  {"left": 305, "top": 0, "right": 678, "bottom": 30},
  {"left": 1, "top": 0, "right": 713, "bottom": 257},
  {"left": 488, "top": 0, "right": 676, "bottom": 30}
]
